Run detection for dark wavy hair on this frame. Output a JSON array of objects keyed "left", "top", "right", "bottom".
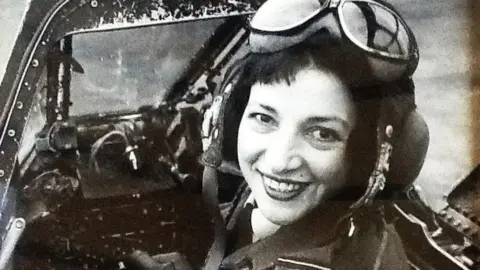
[{"left": 221, "top": 37, "right": 414, "bottom": 200}]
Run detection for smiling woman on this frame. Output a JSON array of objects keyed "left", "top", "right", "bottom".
[
  {"left": 237, "top": 67, "right": 356, "bottom": 226},
  {"left": 197, "top": 0, "right": 429, "bottom": 269},
  {"left": 215, "top": 39, "right": 409, "bottom": 270}
]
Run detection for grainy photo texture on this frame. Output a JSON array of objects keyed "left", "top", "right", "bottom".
[{"left": 0, "top": 0, "right": 478, "bottom": 269}]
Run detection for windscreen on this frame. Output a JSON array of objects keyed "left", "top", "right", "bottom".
[
  {"left": 70, "top": 19, "right": 223, "bottom": 115},
  {"left": 0, "top": 0, "right": 30, "bottom": 86}
]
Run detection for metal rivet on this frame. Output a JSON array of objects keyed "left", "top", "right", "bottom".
[
  {"left": 7, "top": 129, "right": 15, "bottom": 137},
  {"left": 386, "top": 125, "right": 393, "bottom": 138},
  {"left": 24, "top": 82, "right": 29, "bottom": 87},
  {"left": 91, "top": 0, "right": 98, "bottom": 7},
  {"left": 32, "top": 59, "right": 39, "bottom": 67},
  {"left": 15, "top": 219, "right": 25, "bottom": 229},
  {"left": 16, "top": 101, "right": 23, "bottom": 109},
  {"left": 0, "top": 170, "right": 4, "bottom": 177}
]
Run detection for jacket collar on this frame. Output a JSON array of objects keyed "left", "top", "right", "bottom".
[{"left": 222, "top": 189, "right": 353, "bottom": 269}]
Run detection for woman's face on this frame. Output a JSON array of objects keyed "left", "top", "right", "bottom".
[{"left": 237, "top": 67, "right": 356, "bottom": 225}]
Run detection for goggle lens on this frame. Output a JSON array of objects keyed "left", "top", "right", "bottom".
[{"left": 340, "top": 1, "right": 412, "bottom": 60}]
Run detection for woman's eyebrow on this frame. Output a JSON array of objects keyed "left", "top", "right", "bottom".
[
  {"left": 306, "top": 116, "right": 351, "bottom": 129},
  {"left": 250, "top": 102, "right": 277, "bottom": 115}
]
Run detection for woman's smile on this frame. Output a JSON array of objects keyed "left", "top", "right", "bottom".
[
  {"left": 237, "top": 67, "right": 356, "bottom": 225},
  {"left": 258, "top": 170, "right": 311, "bottom": 201}
]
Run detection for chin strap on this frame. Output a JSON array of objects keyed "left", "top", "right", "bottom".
[
  {"left": 350, "top": 92, "right": 396, "bottom": 210},
  {"left": 350, "top": 88, "right": 414, "bottom": 210},
  {"left": 350, "top": 124, "right": 393, "bottom": 210}
]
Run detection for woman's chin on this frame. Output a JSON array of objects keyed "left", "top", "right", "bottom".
[
  {"left": 262, "top": 210, "right": 304, "bottom": 226},
  {"left": 256, "top": 194, "right": 314, "bottom": 226}
]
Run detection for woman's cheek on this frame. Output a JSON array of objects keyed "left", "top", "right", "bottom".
[
  {"left": 308, "top": 148, "right": 349, "bottom": 188},
  {"left": 237, "top": 121, "right": 268, "bottom": 165}
]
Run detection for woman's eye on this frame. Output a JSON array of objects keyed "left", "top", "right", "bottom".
[
  {"left": 308, "top": 128, "right": 340, "bottom": 143},
  {"left": 252, "top": 113, "right": 274, "bottom": 125},
  {"left": 247, "top": 112, "right": 277, "bottom": 132}
]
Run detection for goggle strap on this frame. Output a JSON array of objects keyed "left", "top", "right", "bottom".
[
  {"left": 201, "top": 65, "right": 245, "bottom": 268},
  {"left": 250, "top": 12, "right": 342, "bottom": 53},
  {"left": 201, "top": 70, "right": 239, "bottom": 168}
]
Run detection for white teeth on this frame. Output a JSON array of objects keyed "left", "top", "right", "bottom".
[
  {"left": 263, "top": 175, "right": 304, "bottom": 192},
  {"left": 271, "top": 180, "right": 279, "bottom": 189},
  {"left": 264, "top": 176, "right": 271, "bottom": 186}
]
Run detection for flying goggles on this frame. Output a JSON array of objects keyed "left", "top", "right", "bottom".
[{"left": 249, "top": 0, "right": 419, "bottom": 81}]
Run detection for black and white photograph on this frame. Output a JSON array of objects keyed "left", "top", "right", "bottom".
[{"left": 0, "top": 0, "right": 479, "bottom": 269}]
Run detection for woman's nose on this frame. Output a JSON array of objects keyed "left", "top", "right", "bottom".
[{"left": 261, "top": 129, "right": 303, "bottom": 173}]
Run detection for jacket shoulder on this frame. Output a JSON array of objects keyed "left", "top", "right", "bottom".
[
  {"left": 272, "top": 222, "right": 409, "bottom": 270},
  {"left": 331, "top": 210, "right": 410, "bottom": 270}
]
